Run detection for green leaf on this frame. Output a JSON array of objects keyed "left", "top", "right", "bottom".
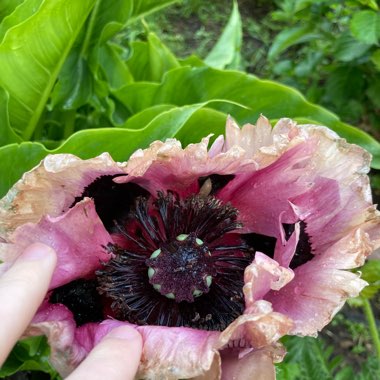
[
  {"left": 357, "top": 0, "right": 379, "bottom": 11},
  {"left": 0, "top": 0, "right": 96, "bottom": 140},
  {"left": 0, "top": 336, "right": 59, "bottom": 378},
  {"left": 204, "top": 0, "right": 242, "bottom": 70},
  {"left": 371, "top": 48, "right": 380, "bottom": 70},
  {"left": 113, "top": 66, "right": 380, "bottom": 167},
  {"left": 0, "top": 0, "right": 24, "bottom": 24},
  {"left": 350, "top": 10, "right": 380, "bottom": 45},
  {"left": 0, "top": 87, "right": 22, "bottom": 146},
  {"left": 334, "top": 33, "right": 371, "bottom": 62},
  {"left": 91, "top": 0, "right": 177, "bottom": 46},
  {"left": 98, "top": 42, "right": 134, "bottom": 90},
  {"left": 359, "top": 260, "right": 380, "bottom": 299},
  {"left": 366, "top": 77, "right": 380, "bottom": 108},
  {"left": 147, "top": 32, "right": 180, "bottom": 82},
  {"left": 126, "top": 33, "right": 180, "bottom": 82},
  {"left": 268, "top": 26, "right": 320, "bottom": 60}
]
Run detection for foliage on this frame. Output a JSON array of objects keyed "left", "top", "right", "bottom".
[
  {"left": 264, "top": 0, "right": 380, "bottom": 139},
  {"left": 277, "top": 336, "right": 380, "bottom": 380},
  {"left": 0, "top": 336, "right": 59, "bottom": 379}
]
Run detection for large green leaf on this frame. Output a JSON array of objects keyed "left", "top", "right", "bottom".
[
  {"left": 113, "top": 66, "right": 380, "bottom": 167},
  {"left": 0, "top": 0, "right": 96, "bottom": 140},
  {"left": 350, "top": 10, "right": 380, "bottom": 45},
  {"left": 204, "top": 0, "right": 242, "bottom": 70}
]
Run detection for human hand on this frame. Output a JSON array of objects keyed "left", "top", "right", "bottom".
[{"left": 0, "top": 243, "right": 142, "bottom": 380}]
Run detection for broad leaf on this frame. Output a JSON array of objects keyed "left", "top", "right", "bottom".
[
  {"left": 113, "top": 66, "right": 380, "bottom": 167},
  {"left": 204, "top": 0, "right": 242, "bottom": 70},
  {"left": 350, "top": 10, "right": 380, "bottom": 45},
  {"left": 0, "top": 0, "right": 96, "bottom": 140},
  {"left": 334, "top": 33, "right": 371, "bottom": 62}
]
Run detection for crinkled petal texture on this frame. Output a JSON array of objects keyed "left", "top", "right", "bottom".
[{"left": 1, "top": 115, "right": 379, "bottom": 378}]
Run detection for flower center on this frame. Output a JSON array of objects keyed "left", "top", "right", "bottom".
[
  {"left": 146, "top": 234, "right": 213, "bottom": 302},
  {"left": 96, "top": 190, "right": 253, "bottom": 330}
]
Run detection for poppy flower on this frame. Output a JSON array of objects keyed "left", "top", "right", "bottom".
[{"left": 0, "top": 116, "right": 378, "bottom": 379}]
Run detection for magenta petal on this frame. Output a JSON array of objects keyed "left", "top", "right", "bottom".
[
  {"left": 1, "top": 199, "right": 111, "bottom": 287},
  {"left": 218, "top": 142, "right": 315, "bottom": 235}
]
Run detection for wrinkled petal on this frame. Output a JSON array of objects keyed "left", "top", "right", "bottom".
[
  {"left": 116, "top": 136, "right": 257, "bottom": 197},
  {"left": 221, "top": 346, "right": 282, "bottom": 380},
  {"left": 0, "top": 153, "right": 124, "bottom": 238},
  {"left": 218, "top": 300, "right": 292, "bottom": 350},
  {"left": 266, "top": 268, "right": 367, "bottom": 335},
  {"left": 243, "top": 253, "right": 294, "bottom": 306},
  {"left": 0, "top": 199, "right": 111, "bottom": 287}
]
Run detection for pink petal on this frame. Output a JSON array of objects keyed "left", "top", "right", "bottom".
[
  {"left": 116, "top": 136, "right": 257, "bottom": 197},
  {"left": 243, "top": 253, "right": 294, "bottom": 306},
  {"left": 221, "top": 346, "right": 281, "bottom": 380},
  {"left": 0, "top": 153, "right": 124, "bottom": 238},
  {"left": 266, "top": 264, "right": 367, "bottom": 335},
  {"left": 0, "top": 199, "right": 111, "bottom": 287}
]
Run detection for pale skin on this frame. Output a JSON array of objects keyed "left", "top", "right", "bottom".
[{"left": 0, "top": 243, "right": 142, "bottom": 380}]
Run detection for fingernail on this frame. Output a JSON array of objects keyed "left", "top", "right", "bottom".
[
  {"left": 21, "top": 243, "right": 56, "bottom": 261},
  {"left": 107, "top": 326, "right": 141, "bottom": 341}
]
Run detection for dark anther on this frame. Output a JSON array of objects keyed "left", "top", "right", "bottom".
[
  {"left": 241, "top": 232, "right": 277, "bottom": 259},
  {"left": 243, "top": 222, "right": 314, "bottom": 269},
  {"left": 198, "top": 174, "right": 235, "bottom": 195},
  {"left": 97, "top": 191, "right": 252, "bottom": 331},
  {"left": 50, "top": 279, "right": 104, "bottom": 326},
  {"left": 289, "top": 221, "right": 314, "bottom": 269},
  {"left": 72, "top": 174, "right": 149, "bottom": 231}
]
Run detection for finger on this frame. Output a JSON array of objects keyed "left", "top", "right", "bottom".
[
  {"left": 66, "top": 326, "right": 142, "bottom": 380},
  {"left": 0, "top": 243, "right": 57, "bottom": 365}
]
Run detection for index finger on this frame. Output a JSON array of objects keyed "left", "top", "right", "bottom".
[{"left": 0, "top": 243, "right": 57, "bottom": 365}]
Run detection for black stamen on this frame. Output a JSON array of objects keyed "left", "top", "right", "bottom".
[
  {"left": 72, "top": 174, "right": 149, "bottom": 231},
  {"left": 50, "top": 279, "right": 104, "bottom": 326},
  {"left": 198, "top": 174, "right": 235, "bottom": 195},
  {"left": 97, "top": 192, "right": 253, "bottom": 331},
  {"left": 289, "top": 221, "right": 314, "bottom": 269}
]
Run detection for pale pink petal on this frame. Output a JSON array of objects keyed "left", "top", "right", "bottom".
[
  {"left": 243, "top": 253, "right": 294, "bottom": 307},
  {"left": 116, "top": 136, "right": 257, "bottom": 197},
  {"left": 266, "top": 264, "right": 367, "bottom": 335},
  {"left": 0, "top": 199, "right": 111, "bottom": 287},
  {"left": 218, "top": 300, "right": 292, "bottom": 350},
  {"left": 0, "top": 153, "right": 125, "bottom": 238},
  {"left": 224, "top": 115, "right": 273, "bottom": 157},
  {"left": 221, "top": 347, "right": 279, "bottom": 380}
]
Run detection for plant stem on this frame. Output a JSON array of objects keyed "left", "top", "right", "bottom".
[{"left": 362, "top": 298, "right": 380, "bottom": 359}]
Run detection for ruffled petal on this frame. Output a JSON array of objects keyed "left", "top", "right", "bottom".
[
  {"left": 0, "top": 153, "right": 124, "bottom": 238},
  {"left": 116, "top": 136, "right": 257, "bottom": 197},
  {"left": 0, "top": 199, "right": 111, "bottom": 287},
  {"left": 220, "top": 346, "right": 282, "bottom": 380},
  {"left": 266, "top": 267, "right": 367, "bottom": 335}
]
